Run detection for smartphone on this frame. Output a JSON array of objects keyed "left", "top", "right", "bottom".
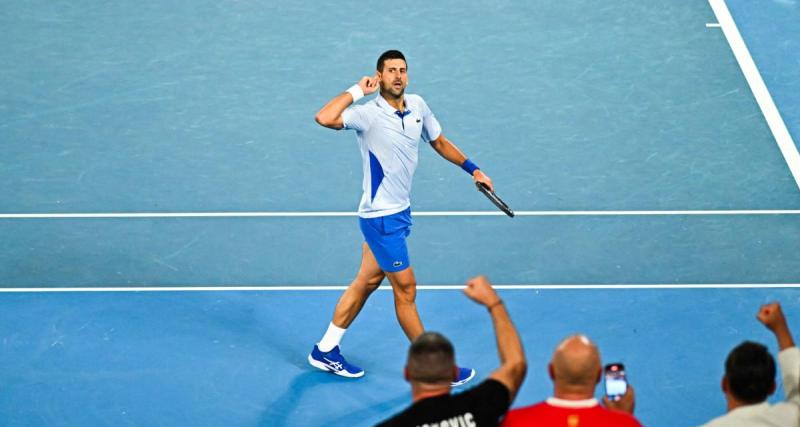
[{"left": 604, "top": 363, "right": 627, "bottom": 401}]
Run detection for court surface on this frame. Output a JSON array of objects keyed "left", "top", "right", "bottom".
[{"left": 1, "top": 0, "right": 799, "bottom": 426}]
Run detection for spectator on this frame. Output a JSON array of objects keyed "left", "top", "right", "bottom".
[
  {"left": 701, "top": 302, "right": 799, "bottom": 426},
  {"left": 376, "top": 276, "right": 527, "bottom": 427},
  {"left": 502, "top": 334, "right": 642, "bottom": 426}
]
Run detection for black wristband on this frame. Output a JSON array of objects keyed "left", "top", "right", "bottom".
[{"left": 487, "top": 299, "right": 504, "bottom": 312}]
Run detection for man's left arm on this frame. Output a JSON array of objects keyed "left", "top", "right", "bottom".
[{"left": 429, "top": 134, "right": 494, "bottom": 192}]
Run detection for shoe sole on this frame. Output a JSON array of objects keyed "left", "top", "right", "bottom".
[
  {"left": 307, "top": 354, "right": 365, "bottom": 378},
  {"left": 451, "top": 369, "right": 476, "bottom": 387}
]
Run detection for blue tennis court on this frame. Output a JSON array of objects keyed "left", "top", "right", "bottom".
[{"left": 1, "top": 0, "right": 799, "bottom": 425}]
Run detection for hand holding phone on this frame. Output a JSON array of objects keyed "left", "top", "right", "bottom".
[
  {"left": 604, "top": 363, "right": 627, "bottom": 401},
  {"left": 603, "top": 362, "right": 635, "bottom": 414}
]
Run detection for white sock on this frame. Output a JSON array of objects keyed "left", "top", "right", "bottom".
[{"left": 318, "top": 322, "right": 347, "bottom": 352}]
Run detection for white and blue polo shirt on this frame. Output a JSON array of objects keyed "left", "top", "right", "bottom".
[{"left": 341, "top": 94, "right": 442, "bottom": 218}]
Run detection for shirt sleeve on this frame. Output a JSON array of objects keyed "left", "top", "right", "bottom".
[
  {"left": 418, "top": 97, "right": 442, "bottom": 143},
  {"left": 778, "top": 346, "right": 800, "bottom": 404},
  {"left": 341, "top": 104, "right": 372, "bottom": 132},
  {"left": 464, "top": 379, "right": 511, "bottom": 421}
]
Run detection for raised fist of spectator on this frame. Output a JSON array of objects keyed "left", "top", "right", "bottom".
[
  {"left": 757, "top": 303, "right": 788, "bottom": 333},
  {"left": 464, "top": 275, "right": 502, "bottom": 308}
]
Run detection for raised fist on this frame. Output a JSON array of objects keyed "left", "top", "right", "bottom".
[{"left": 464, "top": 275, "right": 501, "bottom": 307}]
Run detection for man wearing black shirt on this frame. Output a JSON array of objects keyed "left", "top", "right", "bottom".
[{"left": 376, "top": 276, "right": 527, "bottom": 427}]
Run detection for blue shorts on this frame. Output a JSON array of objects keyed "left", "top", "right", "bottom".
[{"left": 359, "top": 208, "right": 412, "bottom": 273}]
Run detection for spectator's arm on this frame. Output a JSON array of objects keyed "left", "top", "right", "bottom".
[
  {"left": 778, "top": 347, "right": 800, "bottom": 403},
  {"left": 757, "top": 302, "right": 799, "bottom": 402},
  {"left": 463, "top": 276, "right": 527, "bottom": 402}
]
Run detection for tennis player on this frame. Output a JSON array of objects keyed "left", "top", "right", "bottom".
[{"left": 309, "top": 50, "right": 493, "bottom": 385}]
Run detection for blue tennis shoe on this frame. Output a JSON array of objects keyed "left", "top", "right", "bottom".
[
  {"left": 452, "top": 366, "right": 476, "bottom": 387},
  {"left": 308, "top": 345, "right": 365, "bottom": 378}
]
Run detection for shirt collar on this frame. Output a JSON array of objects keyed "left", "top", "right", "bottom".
[
  {"left": 727, "top": 402, "right": 771, "bottom": 417},
  {"left": 545, "top": 397, "right": 600, "bottom": 408},
  {"left": 376, "top": 94, "right": 411, "bottom": 116}
]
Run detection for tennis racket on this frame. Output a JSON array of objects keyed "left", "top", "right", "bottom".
[{"left": 476, "top": 182, "right": 514, "bottom": 217}]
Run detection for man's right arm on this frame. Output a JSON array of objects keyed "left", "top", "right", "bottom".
[
  {"left": 314, "top": 75, "right": 378, "bottom": 130},
  {"left": 757, "top": 302, "right": 800, "bottom": 403},
  {"left": 464, "top": 276, "right": 527, "bottom": 402}
]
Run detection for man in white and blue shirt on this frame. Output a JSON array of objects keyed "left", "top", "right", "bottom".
[
  {"left": 701, "top": 302, "right": 799, "bottom": 427},
  {"left": 309, "top": 50, "right": 494, "bottom": 385}
]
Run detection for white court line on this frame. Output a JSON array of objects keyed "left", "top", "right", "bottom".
[
  {"left": 706, "top": 22, "right": 721, "bottom": 28},
  {"left": 1, "top": 210, "right": 800, "bottom": 219},
  {"left": 1, "top": 284, "right": 800, "bottom": 293},
  {"left": 709, "top": 0, "right": 800, "bottom": 190}
]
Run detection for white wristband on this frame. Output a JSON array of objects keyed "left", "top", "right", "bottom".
[{"left": 346, "top": 84, "right": 364, "bottom": 103}]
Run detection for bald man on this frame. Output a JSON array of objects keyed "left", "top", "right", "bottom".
[{"left": 501, "top": 335, "right": 642, "bottom": 427}]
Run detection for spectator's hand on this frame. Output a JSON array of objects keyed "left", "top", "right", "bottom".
[
  {"left": 757, "top": 302, "right": 795, "bottom": 350},
  {"left": 757, "top": 302, "right": 788, "bottom": 333},
  {"left": 603, "top": 384, "right": 635, "bottom": 415},
  {"left": 464, "top": 276, "right": 501, "bottom": 307}
]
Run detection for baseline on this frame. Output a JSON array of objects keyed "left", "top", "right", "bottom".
[
  {"left": 1, "top": 210, "right": 800, "bottom": 219},
  {"left": 1, "top": 283, "right": 799, "bottom": 293}
]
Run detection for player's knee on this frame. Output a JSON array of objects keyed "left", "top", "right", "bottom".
[{"left": 393, "top": 280, "right": 417, "bottom": 302}]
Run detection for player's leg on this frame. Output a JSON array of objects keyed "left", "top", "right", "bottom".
[
  {"left": 385, "top": 267, "right": 424, "bottom": 341},
  {"left": 385, "top": 264, "right": 474, "bottom": 387},
  {"left": 359, "top": 208, "right": 422, "bottom": 340},
  {"left": 308, "top": 243, "right": 383, "bottom": 378},
  {"left": 331, "top": 242, "right": 385, "bottom": 328},
  {"left": 378, "top": 209, "right": 474, "bottom": 386}
]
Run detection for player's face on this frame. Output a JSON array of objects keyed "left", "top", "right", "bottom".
[{"left": 378, "top": 59, "right": 408, "bottom": 98}]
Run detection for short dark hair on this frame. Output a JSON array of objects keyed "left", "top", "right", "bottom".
[
  {"left": 377, "top": 50, "right": 406, "bottom": 71},
  {"left": 725, "top": 341, "right": 776, "bottom": 404},
  {"left": 407, "top": 332, "right": 455, "bottom": 384}
]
